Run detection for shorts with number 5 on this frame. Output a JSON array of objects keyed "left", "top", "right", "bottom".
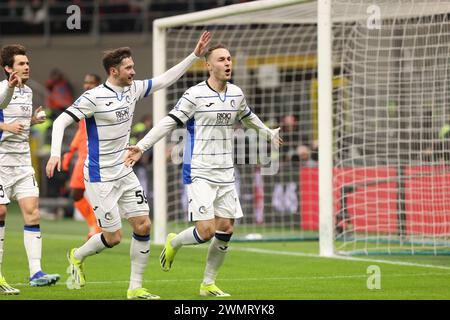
[{"left": 84, "top": 171, "right": 149, "bottom": 232}]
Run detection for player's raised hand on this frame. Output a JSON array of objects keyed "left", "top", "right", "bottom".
[
  {"left": 8, "top": 71, "right": 22, "bottom": 88},
  {"left": 193, "top": 31, "right": 212, "bottom": 57},
  {"left": 271, "top": 127, "right": 283, "bottom": 148},
  {"left": 124, "top": 145, "right": 143, "bottom": 168},
  {"left": 46, "top": 156, "right": 61, "bottom": 178}
]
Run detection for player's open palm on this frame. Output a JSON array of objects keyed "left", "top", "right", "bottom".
[
  {"left": 124, "top": 146, "right": 143, "bottom": 168},
  {"left": 271, "top": 127, "right": 283, "bottom": 148},
  {"left": 194, "top": 31, "right": 212, "bottom": 57},
  {"left": 46, "top": 156, "right": 61, "bottom": 178}
]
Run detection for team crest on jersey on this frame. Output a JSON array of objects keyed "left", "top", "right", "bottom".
[
  {"left": 230, "top": 99, "right": 236, "bottom": 108},
  {"left": 116, "top": 108, "right": 130, "bottom": 122},
  {"left": 216, "top": 112, "right": 232, "bottom": 125}
]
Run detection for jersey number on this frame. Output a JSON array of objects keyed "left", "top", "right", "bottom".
[{"left": 135, "top": 190, "right": 148, "bottom": 204}]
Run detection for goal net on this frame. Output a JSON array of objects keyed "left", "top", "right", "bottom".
[
  {"left": 152, "top": 0, "right": 450, "bottom": 254},
  {"left": 331, "top": 0, "right": 450, "bottom": 255},
  {"left": 152, "top": 0, "right": 317, "bottom": 244}
]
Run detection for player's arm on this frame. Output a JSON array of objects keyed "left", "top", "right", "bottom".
[
  {"left": 0, "top": 71, "right": 21, "bottom": 109},
  {"left": 240, "top": 111, "right": 283, "bottom": 148},
  {"left": 125, "top": 90, "right": 196, "bottom": 167},
  {"left": 141, "top": 31, "right": 211, "bottom": 97},
  {"left": 125, "top": 116, "right": 179, "bottom": 167},
  {"left": 46, "top": 94, "right": 94, "bottom": 178}
]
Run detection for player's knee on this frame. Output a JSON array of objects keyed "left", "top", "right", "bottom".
[
  {"left": 72, "top": 189, "right": 84, "bottom": 202},
  {"left": 136, "top": 219, "right": 151, "bottom": 235},
  {"left": 26, "top": 208, "right": 40, "bottom": 225},
  {"left": 196, "top": 225, "right": 215, "bottom": 241},
  {"left": 103, "top": 231, "right": 122, "bottom": 247}
]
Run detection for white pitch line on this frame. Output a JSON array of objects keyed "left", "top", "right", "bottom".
[
  {"left": 232, "top": 247, "right": 450, "bottom": 271},
  {"left": 11, "top": 272, "right": 450, "bottom": 287},
  {"left": 9, "top": 231, "right": 450, "bottom": 271}
]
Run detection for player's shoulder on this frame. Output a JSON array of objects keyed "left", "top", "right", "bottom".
[
  {"left": 226, "top": 82, "right": 244, "bottom": 95},
  {"left": 23, "top": 84, "right": 33, "bottom": 93},
  {"left": 180, "top": 81, "right": 205, "bottom": 97},
  {"left": 82, "top": 84, "right": 105, "bottom": 99},
  {"left": 0, "top": 79, "right": 7, "bottom": 90}
]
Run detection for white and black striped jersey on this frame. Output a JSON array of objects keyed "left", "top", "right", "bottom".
[
  {"left": 169, "top": 80, "right": 252, "bottom": 185},
  {"left": 64, "top": 80, "right": 153, "bottom": 183},
  {"left": 0, "top": 80, "right": 33, "bottom": 167}
]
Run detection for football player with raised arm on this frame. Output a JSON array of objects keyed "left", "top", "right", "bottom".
[
  {"left": 46, "top": 31, "right": 211, "bottom": 300},
  {"left": 0, "top": 44, "right": 59, "bottom": 295},
  {"left": 124, "top": 44, "right": 282, "bottom": 297}
]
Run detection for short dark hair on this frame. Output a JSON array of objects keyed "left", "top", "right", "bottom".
[
  {"left": 0, "top": 44, "right": 27, "bottom": 78},
  {"left": 205, "top": 43, "right": 230, "bottom": 61},
  {"left": 86, "top": 73, "right": 101, "bottom": 85},
  {"left": 102, "top": 47, "right": 132, "bottom": 74}
]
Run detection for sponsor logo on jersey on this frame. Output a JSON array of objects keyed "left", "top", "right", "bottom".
[
  {"left": 116, "top": 108, "right": 130, "bottom": 122},
  {"left": 21, "top": 105, "right": 31, "bottom": 112},
  {"left": 216, "top": 112, "right": 232, "bottom": 125}
]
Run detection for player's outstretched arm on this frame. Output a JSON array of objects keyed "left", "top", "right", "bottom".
[
  {"left": 149, "top": 31, "right": 211, "bottom": 93},
  {"left": 241, "top": 113, "right": 283, "bottom": 148},
  {"left": 124, "top": 115, "right": 178, "bottom": 167},
  {"left": 0, "top": 71, "right": 21, "bottom": 109},
  {"left": 46, "top": 112, "right": 75, "bottom": 178}
]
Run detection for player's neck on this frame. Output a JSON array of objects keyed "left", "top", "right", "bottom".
[
  {"left": 105, "top": 78, "right": 124, "bottom": 92},
  {"left": 207, "top": 78, "right": 227, "bottom": 93}
]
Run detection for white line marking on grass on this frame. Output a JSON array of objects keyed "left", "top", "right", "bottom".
[
  {"left": 233, "top": 247, "right": 450, "bottom": 271},
  {"left": 11, "top": 272, "right": 450, "bottom": 287},
  {"left": 11, "top": 231, "right": 450, "bottom": 271}
]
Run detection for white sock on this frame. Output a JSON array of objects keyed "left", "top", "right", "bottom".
[
  {"left": 24, "top": 225, "right": 42, "bottom": 277},
  {"left": 203, "top": 233, "right": 232, "bottom": 285},
  {"left": 171, "top": 226, "right": 205, "bottom": 249},
  {"left": 0, "top": 222, "right": 4, "bottom": 275},
  {"left": 129, "top": 233, "right": 150, "bottom": 291},
  {"left": 74, "top": 233, "right": 109, "bottom": 261}
]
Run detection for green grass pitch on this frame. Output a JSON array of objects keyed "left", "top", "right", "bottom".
[{"left": 1, "top": 203, "right": 449, "bottom": 300}]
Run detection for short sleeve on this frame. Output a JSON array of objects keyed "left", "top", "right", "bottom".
[
  {"left": 134, "top": 79, "right": 153, "bottom": 101},
  {"left": 64, "top": 92, "right": 95, "bottom": 121},
  {"left": 238, "top": 96, "right": 252, "bottom": 121},
  {"left": 168, "top": 89, "right": 197, "bottom": 125}
]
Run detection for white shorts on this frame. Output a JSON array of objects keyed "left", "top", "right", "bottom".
[
  {"left": 0, "top": 166, "right": 39, "bottom": 201},
  {"left": 0, "top": 177, "right": 10, "bottom": 205},
  {"left": 187, "top": 179, "right": 243, "bottom": 222},
  {"left": 84, "top": 172, "right": 149, "bottom": 232}
]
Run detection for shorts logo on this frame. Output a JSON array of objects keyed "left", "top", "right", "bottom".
[
  {"left": 199, "top": 206, "right": 207, "bottom": 214},
  {"left": 116, "top": 108, "right": 130, "bottom": 122},
  {"left": 216, "top": 112, "right": 232, "bottom": 125},
  {"left": 104, "top": 212, "right": 113, "bottom": 221}
]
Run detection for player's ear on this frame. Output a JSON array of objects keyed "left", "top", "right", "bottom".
[
  {"left": 4, "top": 65, "right": 13, "bottom": 75},
  {"left": 205, "top": 61, "right": 212, "bottom": 72},
  {"left": 110, "top": 66, "right": 118, "bottom": 77}
]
